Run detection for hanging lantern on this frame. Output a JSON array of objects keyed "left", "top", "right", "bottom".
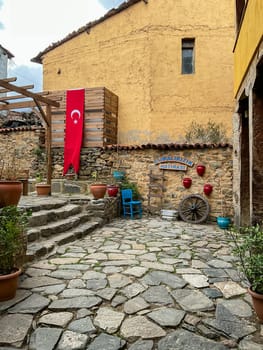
[
  {"left": 183, "top": 177, "right": 192, "bottom": 189},
  {"left": 196, "top": 164, "right": 206, "bottom": 176},
  {"left": 203, "top": 183, "right": 213, "bottom": 196}
]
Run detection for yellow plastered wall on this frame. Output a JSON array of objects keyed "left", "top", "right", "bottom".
[
  {"left": 234, "top": 0, "right": 263, "bottom": 96},
  {"left": 42, "top": 0, "right": 235, "bottom": 144}
]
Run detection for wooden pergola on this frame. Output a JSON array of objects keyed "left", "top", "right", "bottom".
[{"left": 0, "top": 77, "right": 60, "bottom": 186}]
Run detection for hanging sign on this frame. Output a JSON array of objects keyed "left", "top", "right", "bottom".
[
  {"left": 155, "top": 156, "right": 194, "bottom": 167},
  {"left": 63, "top": 89, "right": 85, "bottom": 175},
  {"left": 159, "top": 164, "right": 187, "bottom": 171},
  {"left": 154, "top": 155, "right": 194, "bottom": 171}
]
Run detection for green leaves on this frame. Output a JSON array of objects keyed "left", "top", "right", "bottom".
[
  {"left": 0, "top": 206, "right": 31, "bottom": 275},
  {"left": 228, "top": 224, "right": 263, "bottom": 294}
]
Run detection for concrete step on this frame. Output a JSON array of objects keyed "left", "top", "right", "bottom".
[{"left": 26, "top": 220, "right": 101, "bottom": 260}]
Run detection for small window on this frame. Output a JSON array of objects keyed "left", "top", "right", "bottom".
[{"left": 182, "top": 39, "right": 195, "bottom": 74}]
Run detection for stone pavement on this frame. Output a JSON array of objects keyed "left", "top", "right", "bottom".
[{"left": 0, "top": 217, "right": 263, "bottom": 349}]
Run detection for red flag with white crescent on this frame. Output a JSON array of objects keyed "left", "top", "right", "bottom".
[{"left": 63, "top": 89, "right": 85, "bottom": 175}]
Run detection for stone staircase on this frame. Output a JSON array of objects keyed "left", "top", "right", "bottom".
[{"left": 18, "top": 196, "right": 103, "bottom": 261}]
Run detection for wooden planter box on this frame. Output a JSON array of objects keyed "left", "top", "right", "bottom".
[{"left": 49, "top": 87, "right": 118, "bottom": 148}]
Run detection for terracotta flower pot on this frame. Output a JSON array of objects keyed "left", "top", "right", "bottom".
[
  {"left": 0, "top": 268, "right": 21, "bottom": 301},
  {"left": 203, "top": 183, "right": 213, "bottom": 195},
  {"left": 248, "top": 287, "right": 263, "bottom": 323},
  {"left": 107, "top": 185, "right": 119, "bottom": 197},
  {"left": 36, "top": 184, "right": 51, "bottom": 196},
  {"left": 182, "top": 177, "right": 192, "bottom": 189},
  {"left": 0, "top": 181, "right": 23, "bottom": 208},
  {"left": 196, "top": 164, "right": 206, "bottom": 176},
  {"left": 90, "top": 183, "right": 107, "bottom": 199}
]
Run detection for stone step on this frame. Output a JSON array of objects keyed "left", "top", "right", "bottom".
[
  {"left": 26, "top": 220, "right": 101, "bottom": 261},
  {"left": 28, "top": 203, "right": 82, "bottom": 227},
  {"left": 19, "top": 196, "right": 68, "bottom": 212},
  {"left": 27, "top": 212, "right": 91, "bottom": 242}
]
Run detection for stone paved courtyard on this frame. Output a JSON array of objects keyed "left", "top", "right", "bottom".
[{"left": 0, "top": 217, "right": 262, "bottom": 349}]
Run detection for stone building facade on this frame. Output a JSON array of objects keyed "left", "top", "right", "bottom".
[
  {"left": 233, "top": 0, "right": 263, "bottom": 225},
  {"left": 32, "top": 0, "right": 235, "bottom": 145},
  {"left": 0, "top": 44, "right": 13, "bottom": 79}
]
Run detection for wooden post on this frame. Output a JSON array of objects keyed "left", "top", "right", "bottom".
[{"left": 46, "top": 105, "right": 52, "bottom": 188}]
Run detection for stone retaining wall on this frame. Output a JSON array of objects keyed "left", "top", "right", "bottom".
[
  {"left": 51, "top": 146, "right": 233, "bottom": 221},
  {"left": 0, "top": 130, "right": 233, "bottom": 221}
]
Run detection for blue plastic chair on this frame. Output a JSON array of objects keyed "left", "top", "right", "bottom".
[{"left": 121, "top": 189, "right": 142, "bottom": 219}]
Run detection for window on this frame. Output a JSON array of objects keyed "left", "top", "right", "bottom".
[{"left": 182, "top": 39, "right": 195, "bottom": 74}]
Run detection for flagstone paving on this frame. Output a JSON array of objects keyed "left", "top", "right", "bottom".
[{"left": 0, "top": 218, "right": 263, "bottom": 349}]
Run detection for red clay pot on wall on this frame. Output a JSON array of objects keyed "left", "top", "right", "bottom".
[
  {"left": 196, "top": 164, "right": 206, "bottom": 176},
  {"left": 203, "top": 183, "right": 213, "bottom": 196},
  {"left": 183, "top": 177, "right": 192, "bottom": 189}
]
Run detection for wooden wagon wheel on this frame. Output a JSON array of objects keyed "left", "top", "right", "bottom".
[{"left": 178, "top": 194, "right": 210, "bottom": 224}]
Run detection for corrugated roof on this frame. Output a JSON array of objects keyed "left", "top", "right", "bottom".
[
  {"left": 31, "top": 0, "right": 145, "bottom": 63},
  {"left": 104, "top": 143, "right": 233, "bottom": 151}
]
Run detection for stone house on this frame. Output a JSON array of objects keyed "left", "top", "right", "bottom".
[
  {"left": 0, "top": 1, "right": 236, "bottom": 219},
  {"left": 233, "top": 0, "right": 263, "bottom": 225},
  {"left": 32, "top": 0, "right": 235, "bottom": 145},
  {"left": 0, "top": 44, "right": 13, "bottom": 80}
]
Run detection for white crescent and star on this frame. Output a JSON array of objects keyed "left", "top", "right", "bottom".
[{"left": 70, "top": 109, "right": 81, "bottom": 124}]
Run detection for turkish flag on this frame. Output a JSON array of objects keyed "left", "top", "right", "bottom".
[{"left": 63, "top": 89, "right": 85, "bottom": 175}]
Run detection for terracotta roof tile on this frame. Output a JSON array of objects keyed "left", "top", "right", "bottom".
[
  {"left": 31, "top": 0, "right": 145, "bottom": 63},
  {"left": 0, "top": 126, "right": 44, "bottom": 133},
  {"left": 103, "top": 143, "right": 233, "bottom": 151}
]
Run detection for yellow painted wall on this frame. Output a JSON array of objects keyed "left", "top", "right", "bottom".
[
  {"left": 234, "top": 0, "right": 263, "bottom": 96},
  {"left": 42, "top": 0, "right": 235, "bottom": 144}
]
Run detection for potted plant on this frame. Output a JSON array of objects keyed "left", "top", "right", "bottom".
[
  {"left": 0, "top": 155, "right": 23, "bottom": 208},
  {"left": 35, "top": 172, "right": 51, "bottom": 196},
  {"left": 89, "top": 171, "right": 107, "bottom": 199},
  {"left": 0, "top": 205, "right": 31, "bottom": 301},
  {"left": 216, "top": 182, "right": 231, "bottom": 229},
  {"left": 120, "top": 177, "right": 141, "bottom": 200},
  {"left": 227, "top": 224, "right": 263, "bottom": 322}
]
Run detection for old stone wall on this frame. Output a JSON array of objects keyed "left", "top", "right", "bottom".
[
  {"left": 0, "top": 130, "right": 233, "bottom": 221},
  {"left": 0, "top": 129, "right": 45, "bottom": 178},
  {"left": 51, "top": 146, "right": 233, "bottom": 221}
]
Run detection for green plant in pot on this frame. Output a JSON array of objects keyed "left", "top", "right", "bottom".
[
  {"left": 0, "top": 205, "right": 31, "bottom": 301},
  {"left": 35, "top": 172, "right": 51, "bottom": 196},
  {"left": 89, "top": 170, "right": 107, "bottom": 199},
  {"left": 227, "top": 224, "right": 263, "bottom": 322},
  {"left": 120, "top": 177, "right": 141, "bottom": 200}
]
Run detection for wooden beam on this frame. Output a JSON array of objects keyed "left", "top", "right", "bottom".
[
  {"left": 0, "top": 94, "right": 31, "bottom": 102},
  {"left": 0, "top": 100, "right": 41, "bottom": 110},
  {"left": 34, "top": 98, "right": 50, "bottom": 127},
  {"left": 0, "top": 84, "right": 34, "bottom": 94},
  {"left": 0, "top": 80, "right": 60, "bottom": 107},
  {"left": 46, "top": 105, "right": 52, "bottom": 187},
  {"left": 2, "top": 77, "right": 17, "bottom": 83}
]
